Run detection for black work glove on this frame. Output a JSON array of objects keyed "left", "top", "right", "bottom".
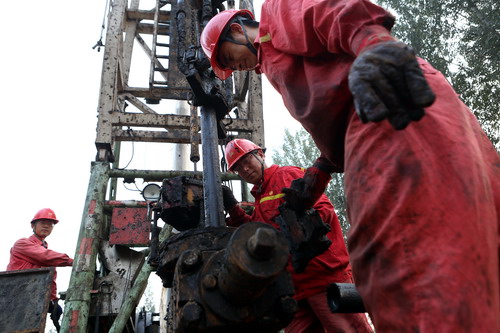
[
  {"left": 348, "top": 41, "right": 436, "bottom": 130},
  {"left": 221, "top": 185, "right": 238, "bottom": 211},
  {"left": 282, "top": 160, "right": 333, "bottom": 212}
]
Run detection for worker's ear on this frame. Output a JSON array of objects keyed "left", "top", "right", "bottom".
[{"left": 229, "top": 22, "right": 244, "bottom": 35}]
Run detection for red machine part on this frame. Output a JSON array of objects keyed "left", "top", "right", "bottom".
[{"left": 110, "top": 207, "right": 150, "bottom": 246}]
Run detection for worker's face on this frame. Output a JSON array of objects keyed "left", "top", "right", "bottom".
[
  {"left": 32, "top": 220, "right": 54, "bottom": 239},
  {"left": 217, "top": 24, "right": 258, "bottom": 72},
  {"left": 232, "top": 151, "right": 265, "bottom": 185}
]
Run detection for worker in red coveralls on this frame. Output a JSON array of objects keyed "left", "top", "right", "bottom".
[
  {"left": 201, "top": 1, "right": 500, "bottom": 332},
  {"left": 7, "top": 208, "right": 74, "bottom": 332},
  {"left": 221, "top": 138, "right": 373, "bottom": 333}
]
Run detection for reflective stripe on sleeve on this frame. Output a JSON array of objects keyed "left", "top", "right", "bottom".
[{"left": 259, "top": 193, "right": 285, "bottom": 204}]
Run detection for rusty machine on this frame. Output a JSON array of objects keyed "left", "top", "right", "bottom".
[
  {"left": 152, "top": 178, "right": 296, "bottom": 332},
  {"left": 40, "top": 0, "right": 364, "bottom": 332}
]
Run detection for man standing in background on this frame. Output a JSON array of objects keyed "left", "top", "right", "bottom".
[
  {"left": 7, "top": 208, "right": 74, "bottom": 332},
  {"left": 222, "top": 138, "right": 373, "bottom": 332}
]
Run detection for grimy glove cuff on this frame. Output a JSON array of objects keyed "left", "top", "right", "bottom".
[
  {"left": 349, "top": 41, "right": 436, "bottom": 130},
  {"left": 282, "top": 165, "right": 332, "bottom": 212},
  {"left": 351, "top": 24, "right": 395, "bottom": 56},
  {"left": 312, "top": 157, "right": 336, "bottom": 174}
]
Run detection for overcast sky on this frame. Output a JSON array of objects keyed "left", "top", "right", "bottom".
[{"left": 0, "top": 0, "right": 300, "bottom": 327}]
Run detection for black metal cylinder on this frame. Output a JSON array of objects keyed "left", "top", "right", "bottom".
[
  {"left": 327, "top": 283, "right": 366, "bottom": 313},
  {"left": 200, "top": 106, "right": 224, "bottom": 227}
]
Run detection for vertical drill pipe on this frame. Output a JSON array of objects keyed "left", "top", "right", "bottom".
[
  {"left": 190, "top": 104, "right": 200, "bottom": 164},
  {"left": 175, "top": 1, "right": 187, "bottom": 75},
  {"left": 241, "top": 180, "right": 249, "bottom": 202},
  {"left": 60, "top": 162, "right": 110, "bottom": 333},
  {"left": 200, "top": 105, "right": 224, "bottom": 227}
]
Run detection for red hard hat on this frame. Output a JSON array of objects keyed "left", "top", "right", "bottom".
[
  {"left": 225, "top": 139, "right": 264, "bottom": 171},
  {"left": 31, "top": 208, "right": 59, "bottom": 224},
  {"left": 200, "top": 9, "right": 255, "bottom": 80}
]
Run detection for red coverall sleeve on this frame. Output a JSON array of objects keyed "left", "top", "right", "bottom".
[
  {"left": 260, "top": 0, "right": 395, "bottom": 57},
  {"left": 11, "top": 239, "right": 74, "bottom": 267},
  {"left": 226, "top": 205, "right": 252, "bottom": 227},
  {"left": 278, "top": 167, "right": 307, "bottom": 185}
]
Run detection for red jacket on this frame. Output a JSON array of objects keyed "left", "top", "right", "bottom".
[
  {"left": 7, "top": 234, "right": 74, "bottom": 300},
  {"left": 228, "top": 165, "right": 352, "bottom": 300},
  {"left": 256, "top": 0, "right": 395, "bottom": 172}
]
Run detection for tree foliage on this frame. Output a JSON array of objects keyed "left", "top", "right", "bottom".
[
  {"left": 272, "top": 128, "right": 350, "bottom": 237},
  {"left": 376, "top": 0, "right": 500, "bottom": 148}
]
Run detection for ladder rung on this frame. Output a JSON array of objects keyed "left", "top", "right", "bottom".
[
  {"left": 156, "top": 43, "right": 170, "bottom": 47},
  {"left": 156, "top": 55, "right": 169, "bottom": 59},
  {"left": 154, "top": 68, "right": 169, "bottom": 72},
  {"left": 158, "top": 0, "right": 170, "bottom": 9}
]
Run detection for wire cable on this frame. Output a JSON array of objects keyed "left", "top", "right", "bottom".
[
  {"left": 119, "top": 127, "right": 135, "bottom": 170},
  {"left": 92, "top": 0, "right": 110, "bottom": 51}
]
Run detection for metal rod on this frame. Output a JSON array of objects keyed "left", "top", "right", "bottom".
[
  {"left": 60, "top": 162, "right": 110, "bottom": 333},
  {"left": 149, "top": 0, "right": 160, "bottom": 89},
  {"left": 108, "top": 141, "right": 122, "bottom": 200},
  {"left": 200, "top": 105, "right": 224, "bottom": 227},
  {"left": 190, "top": 104, "right": 200, "bottom": 165},
  {"left": 241, "top": 180, "right": 249, "bottom": 202},
  {"left": 108, "top": 168, "right": 240, "bottom": 181},
  {"left": 148, "top": 210, "right": 161, "bottom": 266}
]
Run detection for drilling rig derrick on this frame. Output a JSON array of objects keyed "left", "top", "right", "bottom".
[{"left": 58, "top": 0, "right": 292, "bottom": 332}]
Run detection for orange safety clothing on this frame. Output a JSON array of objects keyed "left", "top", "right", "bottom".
[
  {"left": 255, "top": 0, "right": 395, "bottom": 172},
  {"left": 7, "top": 234, "right": 74, "bottom": 300},
  {"left": 227, "top": 165, "right": 373, "bottom": 332},
  {"left": 228, "top": 165, "right": 352, "bottom": 300},
  {"left": 253, "top": 0, "right": 500, "bottom": 331}
]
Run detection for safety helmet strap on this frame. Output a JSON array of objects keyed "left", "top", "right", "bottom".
[
  {"left": 220, "top": 17, "right": 257, "bottom": 56},
  {"left": 246, "top": 150, "right": 266, "bottom": 187}
]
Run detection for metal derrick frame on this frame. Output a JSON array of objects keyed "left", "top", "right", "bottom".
[
  {"left": 61, "top": 0, "right": 263, "bottom": 332},
  {"left": 94, "top": 0, "right": 264, "bottom": 163}
]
